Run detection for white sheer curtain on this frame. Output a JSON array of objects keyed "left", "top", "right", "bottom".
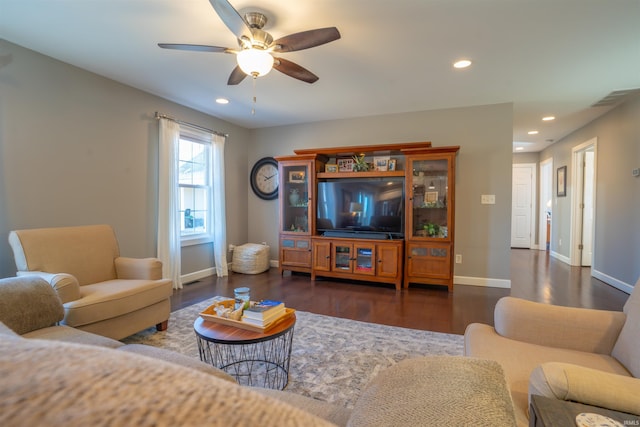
[
  {"left": 211, "top": 133, "right": 228, "bottom": 277},
  {"left": 157, "top": 118, "right": 182, "bottom": 289}
]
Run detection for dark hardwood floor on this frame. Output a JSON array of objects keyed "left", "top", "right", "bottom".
[{"left": 171, "top": 249, "right": 630, "bottom": 335}]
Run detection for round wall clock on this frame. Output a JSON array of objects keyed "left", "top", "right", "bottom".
[{"left": 250, "top": 157, "right": 279, "bottom": 200}]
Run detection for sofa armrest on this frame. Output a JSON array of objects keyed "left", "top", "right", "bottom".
[
  {"left": 494, "top": 297, "right": 626, "bottom": 354},
  {"left": 115, "top": 257, "right": 163, "bottom": 280},
  {"left": 17, "top": 271, "right": 80, "bottom": 303},
  {"left": 530, "top": 362, "right": 640, "bottom": 416}
]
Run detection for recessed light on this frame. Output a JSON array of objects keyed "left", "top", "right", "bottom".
[
  {"left": 528, "top": 130, "right": 539, "bottom": 135},
  {"left": 215, "top": 98, "right": 229, "bottom": 105},
  {"left": 542, "top": 116, "right": 555, "bottom": 121},
  {"left": 453, "top": 59, "right": 472, "bottom": 69},
  {"left": 515, "top": 147, "right": 524, "bottom": 151}
]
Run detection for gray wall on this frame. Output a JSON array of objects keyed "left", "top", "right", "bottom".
[
  {"left": 247, "top": 103, "right": 514, "bottom": 284},
  {"left": 540, "top": 94, "right": 640, "bottom": 289},
  {"left": 0, "top": 40, "right": 250, "bottom": 278}
]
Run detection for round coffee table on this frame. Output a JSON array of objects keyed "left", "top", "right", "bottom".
[{"left": 193, "top": 314, "right": 296, "bottom": 390}]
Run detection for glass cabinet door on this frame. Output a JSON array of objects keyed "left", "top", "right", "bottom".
[
  {"left": 281, "top": 163, "right": 311, "bottom": 234},
  {"left": 333, "top": 245, "right": 352, "bottom": 271},
  {"left": 354, "top": 245, "right": 375, "bottom": 275},
  {"left": 408, "top": 158, "right": 451, "bottom": 240}
]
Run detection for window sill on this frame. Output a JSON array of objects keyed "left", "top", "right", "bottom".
[{"left": 181, "top": 234, "right": 213, "bottom": 247}]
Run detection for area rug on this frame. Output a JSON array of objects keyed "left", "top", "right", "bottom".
[{"left": 123, "top": 299, "right": 464, "bottom": 407}]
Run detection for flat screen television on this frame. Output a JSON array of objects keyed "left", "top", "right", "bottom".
[{"left": 316, "top": 176, "right": 404, "bottom": 239}]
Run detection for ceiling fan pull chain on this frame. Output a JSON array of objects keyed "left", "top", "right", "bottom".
[{"left": 251, "top": 75, "right": 257, "bottom": 115}]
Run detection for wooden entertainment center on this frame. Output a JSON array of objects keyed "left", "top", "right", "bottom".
[{"left": 275, "top": 142, "right": 459, "bottom": 291}]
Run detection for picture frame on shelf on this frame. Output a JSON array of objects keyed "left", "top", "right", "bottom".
[
  {"left": 373, "top": 156, "right": 390, "bottom": 171},
  {"left": 426, "top": 191, "right": 438, "bottom": 203},
  {"left": 325, "top": 164, "right": 338, "bottom": 173},
  {"left": 388, "top": 159, "right": 397, "bottom": 171},
  {"left": 288, "top": 170, "right": 306, "bottom": 183},
  {"left": 557, "top": 166, "right": 567, "bottom": 197},
  {"left": 337, "top": 158, "right": 354, "bottom": 172}
]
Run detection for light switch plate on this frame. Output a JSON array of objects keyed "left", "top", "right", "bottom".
[{"left": 481, "top": 195, "right": 496, "bottom": 204}]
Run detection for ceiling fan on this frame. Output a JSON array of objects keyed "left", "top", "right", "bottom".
[{"left": 158, "top": 0, "right": 341, "bottom": 85}]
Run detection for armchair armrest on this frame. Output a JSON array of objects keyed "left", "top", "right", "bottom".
[
  {"left": 115, "top": 257, "right": 163, "bottom": 280},
  {"left": 494, "top": 297, "right": 626, "bottom": 354},
  {"left": 530, "top": 362, "right": 640, "bottom": 416},
  {"left": 17, "top": 271, "right": 80, "bottom": 303}
]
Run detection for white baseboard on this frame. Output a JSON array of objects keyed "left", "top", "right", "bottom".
[
  {"left": 180, "top": 268, "right": 216, "bottom": 285},
  {"left": 270, "top": 260, "right": 279, "bottom": 267},
  {"left": 454, "top": 275, "right": 511, "bottom": 288},
  {"left": 591, "top": 269, "right": 633, "bottom": 294},
  {"left": 550, "top": 250, "right": 571, "bottom": 265}
]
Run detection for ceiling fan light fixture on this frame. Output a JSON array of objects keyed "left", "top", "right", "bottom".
[{"left": 237, "top": 48, "right": 274, "bottom": 77}]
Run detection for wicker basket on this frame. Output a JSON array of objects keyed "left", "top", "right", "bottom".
[{"left": 231, "top": 243, "right": 270, "bottom": 274}]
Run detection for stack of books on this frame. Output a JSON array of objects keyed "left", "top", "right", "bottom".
[{"left": 242, "top": 300, "right": 286, "bottom": 327}]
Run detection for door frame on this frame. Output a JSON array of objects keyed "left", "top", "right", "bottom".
[
  {"left": 538, "top": 157, "right": 553, "bottom": 250},
  {"left": 570, "top": 137, "right": 597, "bottom": 266}
]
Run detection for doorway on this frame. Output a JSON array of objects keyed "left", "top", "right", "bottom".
[
  {"left": 511, "top": 163, "right": 536, "bottom": 248},
  {"left": 570, "top": 138, "right": 597, "bottom": 266}
]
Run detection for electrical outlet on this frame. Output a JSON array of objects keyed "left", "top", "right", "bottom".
[
  {"left": 228, "top": 244, "right": 235, "bottom": 252},
  {"left": 455, "top": 254, "right": 462, "bottom": 264},
  {"left": 633, "top": 168, "right": 640, "bottom": 177},
  {"left": 558, "top": 239, "right": 562, "bottom": 247}
]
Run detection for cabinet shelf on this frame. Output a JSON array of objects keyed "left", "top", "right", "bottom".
[{"left": 317, "top": 170, "right": 405, "bottom": 179}]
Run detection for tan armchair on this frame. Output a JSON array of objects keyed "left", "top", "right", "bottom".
[
  {"left": 464, "top": 278, "right": 640, "bottom": 426},
  {"left": 8, "top": 224, "right": 173, "bottom": 340}
]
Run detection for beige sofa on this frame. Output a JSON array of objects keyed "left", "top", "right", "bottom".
[
  {"left": 0, "top": 275, "right": 517, "bottom": 426},
  {"left": 8, "top": 224, "right": 172, "bottom": 339},
  {"left": 465, "top": 278, "right": 640, "bottom": 426}
]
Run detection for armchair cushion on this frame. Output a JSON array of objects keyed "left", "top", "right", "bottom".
[
  {"left": 529, "top": 362, "right": 640, "bottom": 416},
  {"left": 0, "top": 276, "right": 64, "bottom": 334},
  {"left": 115, "top": 257, "right": 163, "bottom": 280},
  {"left": 9, "top": 225, "right": 120, "bottom": 285},
  {"left": 494, "top": 296, "right": 626, "bottom": 354},
  {"left": 64, "top": 279, "right": 171, "bottom": 327}
]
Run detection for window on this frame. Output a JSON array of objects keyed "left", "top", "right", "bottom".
[{"left": 178, "top": 133, "right": 212, "bottom": 243}]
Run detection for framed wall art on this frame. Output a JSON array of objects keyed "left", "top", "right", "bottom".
[{"left": 557, "top": 166, "right": 567, "bottom": 197}]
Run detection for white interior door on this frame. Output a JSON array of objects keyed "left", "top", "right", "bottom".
[{"left": 511, "top": 164, "right": 536, "bottom": 248}]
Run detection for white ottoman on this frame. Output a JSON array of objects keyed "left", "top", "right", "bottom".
[{"left": 231, "top": 243, "right": 270, "bottom": 274}]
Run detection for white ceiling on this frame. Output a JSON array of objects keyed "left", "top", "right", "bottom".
[{"left": 1, "top": 0, "right": 639, "bottom": 152}]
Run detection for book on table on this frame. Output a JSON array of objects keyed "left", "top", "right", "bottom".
[{"left": 242, "top": 300, "right": 286, "bottom": 325}]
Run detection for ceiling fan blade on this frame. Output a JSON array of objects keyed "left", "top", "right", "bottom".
[
  {"left": 227, "top": 65, "right": 247, "bottom": 85},
  {"left": 273, "top": 57, "right": 319, "bottom": 84},
  {"left": 209, "top": 0, "right": 252, "bottom": 43},
  {"left": 158, "top": 43, "right": 232, "bottom": 53},
  {"left": 272, "top": 27, "right": 341, "bottom": 53}
]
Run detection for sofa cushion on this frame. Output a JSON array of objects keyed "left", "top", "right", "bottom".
[
  {"left": 530, "top": 362, "right": 640, "bottom": 415},
  {"left": 22, "top": 325, "right": 124, "bottom": 348},
  {"left": 347, "top": 356, "right": 516, "bottom": 427},
  {"left": 63, "top": 279, "right": 172, "bottom": 327},
  {"left": 612, "top": 278, "right": 640, "bottom": 377},
  {"left": 0, "top": 336, "right": 336, "bottom": 427},
  {"left": 0, "top": 276, "right": 64, "bottom": 334},
  {"left": 118, "top": 344, "right": 237, "bottom": 382}
]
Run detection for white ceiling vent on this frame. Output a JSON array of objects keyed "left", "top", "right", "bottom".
[{"left": 591, "top": 89, "right": 640, "bottom": 107}]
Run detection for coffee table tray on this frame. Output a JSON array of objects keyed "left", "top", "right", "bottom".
[{"left": 200, "top": 304, "right": 295, "bottom": 333}]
